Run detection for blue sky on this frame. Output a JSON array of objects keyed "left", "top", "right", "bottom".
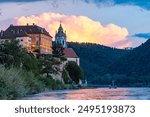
[{"left": 0, "top": 0, "right": 150, "bottom": 48}]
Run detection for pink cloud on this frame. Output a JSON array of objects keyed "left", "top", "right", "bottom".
[{"left": 16, "top": 12, "right": 131, "bottom": 48}]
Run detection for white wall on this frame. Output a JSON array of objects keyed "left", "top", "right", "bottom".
[
  {"left": 16, "top": 37, "right": 32, "bottom": 51},
  {"left": 67, "top": 57, "right": 80, "bottom": 66}
]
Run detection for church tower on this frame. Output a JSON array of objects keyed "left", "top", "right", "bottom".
[{"left": 55, "top": 23, "right": 67, "bottom": 48}]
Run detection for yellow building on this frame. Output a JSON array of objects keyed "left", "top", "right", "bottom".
[{"left": 0, "top": 24, "right": 52, "bottom": 54}]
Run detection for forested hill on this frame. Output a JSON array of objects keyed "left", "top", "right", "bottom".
[
  {"left": 67, "top": 42, "right": 129, "bottom": 84},
  {"left": 106, "top": 39, "right": 150, "bottom": 77},
  {"left": 68, "top": 39, "right": 150, "bottom": 87}
]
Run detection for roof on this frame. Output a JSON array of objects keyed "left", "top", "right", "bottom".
[
  {"left": 63, "top": 48, "right": 79, "bottom": 58},
  {"left": 0, "top": 24, "right": 52, "bottom": 39}
]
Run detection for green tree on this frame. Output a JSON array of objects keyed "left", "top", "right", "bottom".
[
  {"left": 0, "top": 39, "right": 40, "bottom": 74},
  {"left": 66, "top": 61, "right": 83, "bottom": 84},
  {"left": 21, "top": 51, "right": 40, "bottom": 75},
  {"left": 52, "top": 43, "right": 64, "bottom": 57},
  {"left": 62, "top": 69, "right": 72, "bottom": 84},
  {"left": 40, "top": 55, "right": 61, "bottom": 77}
]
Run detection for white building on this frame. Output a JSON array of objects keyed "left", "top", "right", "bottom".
[
  {"left": 63, "top": 48, "right": 80, "bottom": 66},
  {"left": 0, "top": 24, "right": 52, "bottom": 54}
]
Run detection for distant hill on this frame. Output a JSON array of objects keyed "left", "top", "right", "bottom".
[
  {"left": 107, "top": 39, "right": 150, "bottom": 76},
  {"left": 68, "top": 40, "right": 150, "bottom": 87},
  {"left": 68, "top": 42, "right": 129, "bottom": 84}
]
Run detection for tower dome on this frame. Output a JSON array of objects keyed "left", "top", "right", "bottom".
[{"left": 55, "top": 23, "right": 67, "bottom": 48}]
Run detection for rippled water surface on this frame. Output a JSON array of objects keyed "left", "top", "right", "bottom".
[{"left": 24, "top": 88, "right": 150, "bottom": 100}]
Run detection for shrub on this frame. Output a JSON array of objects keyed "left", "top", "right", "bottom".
[
  {"left": 59, "top": 56, "right": 67, "bottom": 62},
  {"left": 38, "top": 76, "right": 64, "bottom": 90},
  {"left": 21, "top": 71, "right": 45, "bottom": 94},
  {"left": 66, "top": 61, "right": 84, "bottom": 84},
  {"left": 0, "top": 66, "right": 46, "bottom": 99},
  {"left": 37, "top": 75, "right": 53, "bottom": 89},
  {"left": 0, "top": 66, "right": 27, "bottom": 99}
]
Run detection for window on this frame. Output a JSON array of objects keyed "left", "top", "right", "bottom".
[{"left": 36, "top": 41, "right": 39, "bottom": 45}]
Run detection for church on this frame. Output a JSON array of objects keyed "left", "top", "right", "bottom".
[{"left": 55, "top": 23, "right": 80, "bottom": 66}]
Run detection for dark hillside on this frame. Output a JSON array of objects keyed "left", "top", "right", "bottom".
[{"left": 68, "top": 42, "right": 129, "bottom": 84}]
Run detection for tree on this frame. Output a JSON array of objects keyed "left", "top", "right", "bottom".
[
  {"left": 21, "top": 51, "right": 40, "bottom": 75},
  {"left": 66, "top": 61, "right": 83, "bottom": 84},
  {"left": 52, "top": 43, "right": 64, "bottom": 57},
  {"left": 0, "top": 39, "right": 40, "bottom": 74},
  {"left": 0, "top": 39, "right": 21, "bottom": 67},
  {"left": 39, "top": 55, "right": 61, "bottom": 77},
  {"left": 0, "top": 43, "right": 14, "bottom": 66},
  {"left": 62, "top": 69, "right": 72, "bottom": 84}
]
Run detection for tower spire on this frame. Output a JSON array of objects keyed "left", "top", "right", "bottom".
[
  {"left": 58, "top": 20, "right": 63, "bottom": 32},
  {"left": 60, "top": 20, "right": 62, "bottom": 27},
  {"left": 55, "top": 21, "right": 67, "bottom": 48}
]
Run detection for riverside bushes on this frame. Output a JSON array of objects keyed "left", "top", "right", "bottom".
[
  {"left": 20, "top": 71, "right": 45, "bottom": 95},
  {"left": 0, "top": 66, "right": 27, "bottom": 99},
  {"left": 0, "top": 65, "right": 65, "bottom": 99},
  {"left": 0, "top": 66, "right": 46, "bottom": 99},
  {"left": 38, "top": 76, "right": 64, "bottom": 90}
]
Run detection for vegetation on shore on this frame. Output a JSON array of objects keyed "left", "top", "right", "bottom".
[{"left": 0, "top": 40, "right": 83, "bottom": 99}]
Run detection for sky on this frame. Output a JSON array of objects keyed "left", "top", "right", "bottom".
[{"left": 0, "top": 0, "right": 150, "bottom": 48}]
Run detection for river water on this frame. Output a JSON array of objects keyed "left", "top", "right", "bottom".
[{"left": 24, "top": 88, "right": 150, "bottom": 100}]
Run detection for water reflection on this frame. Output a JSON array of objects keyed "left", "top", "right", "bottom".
[
  {"left": 24, "top": 88, "right": 150, "bottom": 100},
  {"left": 63, "top": 88, "right": 129, "bottom": 100}
]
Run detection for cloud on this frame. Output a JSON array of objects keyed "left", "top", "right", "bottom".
[
  {"left": 134, "top": 33, "right": 150, "bottom": 39},
  {"left": 16, "top": 12, "right": 130, "bottom": 48}
]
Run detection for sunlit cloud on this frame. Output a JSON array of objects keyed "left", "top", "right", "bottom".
[{"left": 16, "top": 12, "right": 131, "bottom": 48}]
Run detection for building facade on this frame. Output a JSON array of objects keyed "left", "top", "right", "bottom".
[{"left": 0, "top": 24, "right": 52, "bottom": 54}]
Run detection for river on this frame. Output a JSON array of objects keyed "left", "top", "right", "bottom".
[{"left": 23, "top": 88, "right": 150, "bottom": 100}]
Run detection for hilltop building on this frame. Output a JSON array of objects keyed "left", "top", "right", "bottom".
[
  {"left": 55, "top": 23, "right": 80, "bottom": 65},
  {"left": 55, "top": 23, "right": 67, "bottom": 48},
  {"left": 0, "top": 24, "right": 52, "bottom": 54},
  {"left": 0, "top": 23, "right": 80, "bottom": 65},
  {"left": 63, "top": 48, "right": 80, "bottom": 65}
]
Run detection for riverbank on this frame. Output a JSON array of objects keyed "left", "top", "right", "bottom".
[{"left": 22, "top": 84, "right": 86, "bottom": 100}]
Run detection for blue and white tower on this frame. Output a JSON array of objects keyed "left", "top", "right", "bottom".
[{"left": 55, "top": 23, "right": 67, "bottom": 48}]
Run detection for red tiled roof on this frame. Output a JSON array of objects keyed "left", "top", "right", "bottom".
[{"left": 63, "top": 48, "right": 79, "bottom": 58}]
